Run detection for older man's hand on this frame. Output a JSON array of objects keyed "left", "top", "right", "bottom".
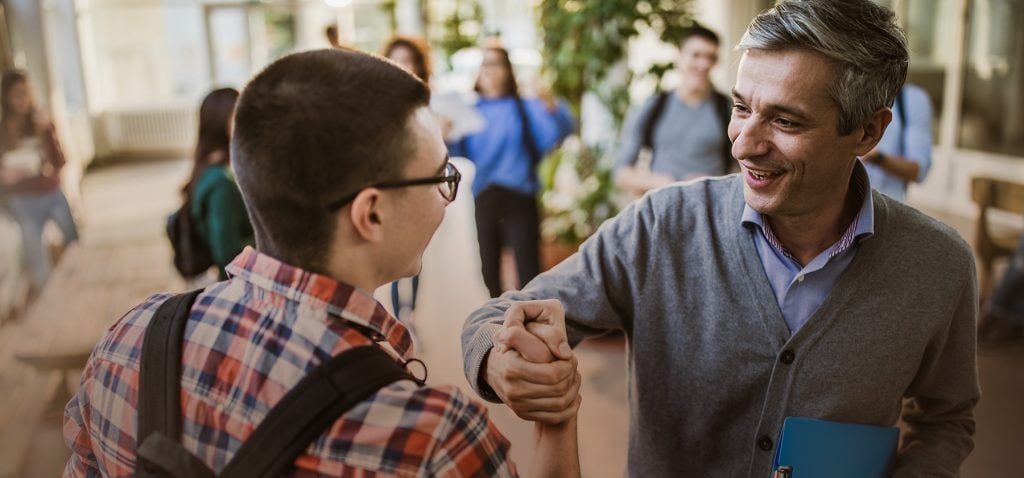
[{"left": 484, "top": 300, "right": 580, "bottom": 424}]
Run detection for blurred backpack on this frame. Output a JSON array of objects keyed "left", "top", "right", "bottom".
[{"left": 166, "top": 200, "right": 213, "bottom": 278}]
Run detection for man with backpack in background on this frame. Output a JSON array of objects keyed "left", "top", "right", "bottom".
[
  {"left": 63, "top": 48, "right": 580, "bottom": 477},
  {"left": 614, "top": 24, "right": 734, "bottom": 197}
]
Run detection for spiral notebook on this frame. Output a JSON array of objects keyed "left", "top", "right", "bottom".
[{"left": 771, "top": 417, "right": 899, "bottom": 478}]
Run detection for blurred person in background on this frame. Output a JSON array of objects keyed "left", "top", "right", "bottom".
[
  {"left": 0, "top": 70, "right": 78, "bottom": 296},
  {"left": 979, "top": 230, "right": 1024, "bottom": 345},
  {"left": 860, "top": 83, "right": 933, "bottom": 202},
  {"left": 447, "top": 45, "right": 574, "bottom": 298},
  {"left": 614, "top": 24, "right": 733, "bottom": 197},
  {"left": 383, "top": 35, "right": 432, "bottom": 321},
  {"left": 384, "top": 35, "right": 431, "bottom": 82},
  {"left": 182, "top": 87, "right": 253, "bottom": 280}
]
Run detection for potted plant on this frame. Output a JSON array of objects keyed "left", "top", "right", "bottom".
[
  {"left": 537, "top": 137, "right": 619, "bottom": 270},
  {"left": 534, "top": 1, "right": 695, "bottom": 270}
]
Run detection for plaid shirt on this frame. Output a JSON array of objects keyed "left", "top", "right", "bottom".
[{"left": 64, "top": 247, "right": 515, "bottom": 477}]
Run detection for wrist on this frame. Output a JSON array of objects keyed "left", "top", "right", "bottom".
[{"left": 479, "top": 348, "right": 501, "bottom": 401}]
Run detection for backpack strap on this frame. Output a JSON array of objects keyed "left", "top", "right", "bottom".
[
  {"left": 711, "top": 90, "right": 736, "bottom": 173},
  {"left": 514, "top": 96, "right": 543, "bottom": 166},
  {"left": 641, "top": 91, "right": 671, "bottom": 153},
  {"left": 219, "top": 345, "right": 419, "bottom": 478},
  {"left": 136, "top": 289, "right": 212, "bottom": 477},
  {"left": 136, "top": 291, "right": 418, "bottom": 478}
]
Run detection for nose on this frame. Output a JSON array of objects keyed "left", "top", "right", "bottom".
[{"left": 730, "top": 115, "right": 770, "bottom": 161}]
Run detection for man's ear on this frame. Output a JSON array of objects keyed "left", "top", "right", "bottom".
[
  {"left": 348, "top": 188, "right": 385, "bottom": 243},
  {"left": 853, "top": 106, "right": 893, "bottom": 157}
]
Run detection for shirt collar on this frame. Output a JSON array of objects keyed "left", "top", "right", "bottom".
[
  {"left": 740, "top": 160, "right": 875, "bottom": 260},
  {"left": 225, "top": 247, "right": 414, "bottom": 359}
]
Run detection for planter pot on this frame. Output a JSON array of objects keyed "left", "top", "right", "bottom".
[{"left": 540, "top": 239, "right": 580, "bottom": 272}]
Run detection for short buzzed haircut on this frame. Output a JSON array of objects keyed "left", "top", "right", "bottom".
[{"left": 231, "top": 48, "right": 430, "bottom": 271}]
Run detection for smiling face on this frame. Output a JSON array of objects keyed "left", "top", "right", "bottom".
[
  {"left": 729, "top": 48, "right": 875, "bottom": 223},
  {"left": 676, "top": 36, "right": 718, "bottom": 86}
]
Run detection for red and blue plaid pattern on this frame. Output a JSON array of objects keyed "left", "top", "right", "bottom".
[{"left": 63, "top": 247, "right": 515, "bottom": 477}]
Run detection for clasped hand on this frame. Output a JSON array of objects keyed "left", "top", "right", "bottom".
[{"left": 486, "top": 299, "right": 581, "bottom": 425}]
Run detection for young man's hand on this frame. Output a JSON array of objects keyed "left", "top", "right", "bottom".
[{"left": 485, "top": 300, "right": 581, "bottom": 424}]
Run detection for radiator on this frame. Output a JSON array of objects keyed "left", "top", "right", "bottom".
[{"left": 100, "top": 106, "right": 196, "bottom": 155}]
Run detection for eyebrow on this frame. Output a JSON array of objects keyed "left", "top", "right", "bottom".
[{"left": 731, "top": 88, "right": 812, "bottom": 122}]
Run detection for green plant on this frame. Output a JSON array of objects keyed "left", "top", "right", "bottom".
[
  {"left": 539, "top": 138, "right": 619, "bottom": 246},
  {"left": 536, "top": 1, "right": 694, "bottom": 246},
  {"left": 437, "top": 0, "right": 483, "bottom": 68},
  {"left": 538, "top": 0, "right": 695, "bottom": 128}
]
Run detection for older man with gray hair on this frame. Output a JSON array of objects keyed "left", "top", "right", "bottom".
[{"left": 461, "top": 0, "right": 979, "bottom": 476}]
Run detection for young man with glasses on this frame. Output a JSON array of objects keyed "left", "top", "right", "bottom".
[{"left": 64, "top": 48, "right": 580, "bottom": 477}]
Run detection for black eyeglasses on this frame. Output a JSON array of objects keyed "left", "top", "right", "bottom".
[{"left": 327, "top": 160, "right": 462, "bottom": 211}]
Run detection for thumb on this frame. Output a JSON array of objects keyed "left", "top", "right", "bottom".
[{"left": 525, "top": 322, "right": 572, "bottom": 360}]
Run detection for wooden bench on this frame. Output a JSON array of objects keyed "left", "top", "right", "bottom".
[
  {"left": 970, "top": 177, "right": 1024, "bottom": 301},
  {"left": 0, "top": 241, "right": 182, "bottom": 477}
]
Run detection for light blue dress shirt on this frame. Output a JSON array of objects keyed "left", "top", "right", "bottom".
[
  {"left": 865, "top": 84, "right": 933, "bottom": 202},
  {"left": 741, "top": 163, "right": 875, "bottom": 333}
]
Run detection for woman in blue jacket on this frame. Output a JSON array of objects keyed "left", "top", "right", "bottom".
[{"left": 448, "top": 46, "right": 574, "bottom": 297}]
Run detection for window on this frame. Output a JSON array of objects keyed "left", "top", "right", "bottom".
[
  {"left": 78, "top": 4, "right": 208, "bottom": 109},
  {"left": 958, "top": 0, "right": 1024, "bottom": 156},
  {"left": 873, "top": 0, "right": 954, "bottom": 144},
  {"left": 206, "top": 6, "right": 297, "bottom": 88},
  {"left": 904, "top": 0, "right": 956, "bottom": 141}
]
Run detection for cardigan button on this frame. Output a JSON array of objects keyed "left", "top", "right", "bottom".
[
  {"left": 758, "top": 435, "right": 774, "bottom": 451},
  {"left": 780, "top": 350, "right": 796, "bottom": 364}
]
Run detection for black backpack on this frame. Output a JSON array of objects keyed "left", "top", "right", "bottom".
[
  {"left": 135, "top": 291, "right": 419, "bottom": 477},
  {"left": 166, "top": 200, "right": 213, "bottom": 279}
]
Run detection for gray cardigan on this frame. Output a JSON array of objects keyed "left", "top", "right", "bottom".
[{"left": 462, "top": 175, "right": 979, "bottom": 477}]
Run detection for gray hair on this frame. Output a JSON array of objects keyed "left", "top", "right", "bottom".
[{"left": 737, "top": 0, "right": 908, "bottom": 135}]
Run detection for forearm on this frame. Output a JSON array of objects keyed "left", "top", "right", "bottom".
[
  {"left": 42, "top": 125, "right": 66, "bottom": 171},
  {"left": 877, "top": 153, "right": 921, "bottom": 183},
  {"left": 614, "top": 166, "right": 672, "bottom": 195},
  {"left": 529, "top": 417, "right": 580, "bottom": 478}
]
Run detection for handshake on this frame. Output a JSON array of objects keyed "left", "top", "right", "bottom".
[{"left": 485, "top": 299, "right": 582, "bottom": 425}]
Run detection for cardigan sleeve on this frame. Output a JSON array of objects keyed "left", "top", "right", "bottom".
[
  {"left": 892, "top": 256, "right": 979, "bottom": 476},
  {"left": 461, "top": 191, "right": 651, "bottom": 400}
]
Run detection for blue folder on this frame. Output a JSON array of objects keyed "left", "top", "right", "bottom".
[{"left": 771, "top": 417, "right": 900, "bottom": 478}]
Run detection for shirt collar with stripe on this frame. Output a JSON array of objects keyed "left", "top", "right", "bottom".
[{"left": 740, "top": 160, "right": 875, "bottom": 261}]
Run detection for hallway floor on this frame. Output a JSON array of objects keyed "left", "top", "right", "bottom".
[{"left": 1, "top": 158, "right": 1020, "bottom": 477}]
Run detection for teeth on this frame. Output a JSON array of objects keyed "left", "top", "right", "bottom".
[{"left": 749, "top": 169, "right": 781, "bottom": 180}]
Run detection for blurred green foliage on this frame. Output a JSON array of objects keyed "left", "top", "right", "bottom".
[{"left": 538, "top": 0, "right": 695, "bottom": 128}]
